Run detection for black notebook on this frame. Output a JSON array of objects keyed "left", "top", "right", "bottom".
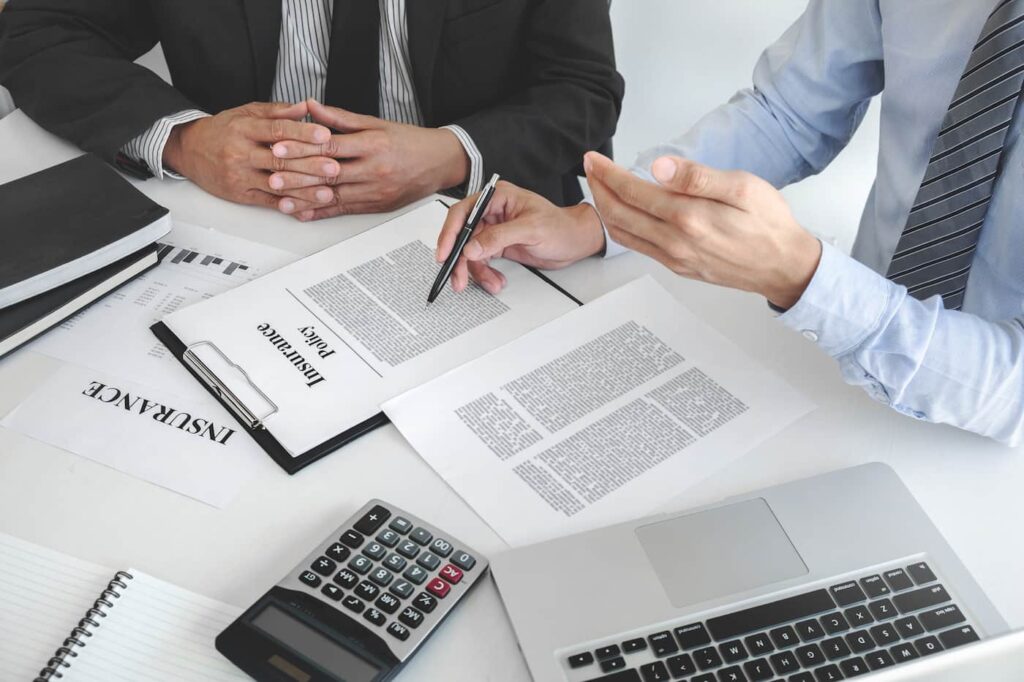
[{"left": 0, "top": 154, "right": 170, "bottom": 308}]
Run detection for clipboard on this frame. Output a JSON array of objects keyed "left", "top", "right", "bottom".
[{"left": 151, "top": 268, "right": 581, "bottom": 475}]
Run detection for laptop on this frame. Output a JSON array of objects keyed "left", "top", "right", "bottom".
[{"left": 490, "top": 463, "right": 1011, "bottom": 682}]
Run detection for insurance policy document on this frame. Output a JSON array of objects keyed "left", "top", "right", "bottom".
[
  {"left": 384, "top": 277, "right": 815, "bottom": 546},
  {"left": 158, "top": 201, "right": 577, "bottom": 457}
]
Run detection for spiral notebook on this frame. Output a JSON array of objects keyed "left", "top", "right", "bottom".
[{"left": 0, "top": 533, "right": 245, "bottom": 681}]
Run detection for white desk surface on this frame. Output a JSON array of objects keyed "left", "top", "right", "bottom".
[{"left": 1, "top": 110, "right": 1022, "bottom": 680}]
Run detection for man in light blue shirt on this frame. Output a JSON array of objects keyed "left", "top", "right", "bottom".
[{"left": 436, "top": 0, "right": 1024, "bottom": 445}]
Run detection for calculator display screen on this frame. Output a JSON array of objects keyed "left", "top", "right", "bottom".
[{"left": 251, "top": 604, "right": 381, "bottom": 682}]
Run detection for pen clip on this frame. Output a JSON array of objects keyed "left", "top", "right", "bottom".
[
  {"left": 184, "top": 341, "right": 279, "bottom": 430},
  {"left": 466, "top": 173, "right": 501, "bottom": 226}
]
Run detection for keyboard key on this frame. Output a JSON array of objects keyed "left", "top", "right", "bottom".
[
  {"left": 769, "top": 625, "right": 799, "bottom": 649},
  {"left": 369, "top": 567, "right": 394, "bottom": 587},
  {"left": 439, "top": 563, "right": 464, "bottom": 584},
  {"left": 299, "top": 571, "right": 321, "bottom": 588},
  {"left": 889, "top": 642, "right": 919, "bottom": 663},
  {"left": 768, "top": 650, "right": 798, "bottom": 674},
  {"left": 839, "top": 656, "right": 869, "bottom": 677},
  {"left": 417, "top": 552, "right": 442, "bottom": 571},
  {"left": 426, "top": 577, "right": 450, "bottom": 598},
  {"left": 403, "top": 565, "right": 429, "bottom": 584},
  {"left": 363, "top": 607, "right": 386, "bottom": 626},
  {"left": 568, "top": 652, "right": 595, "bottom": 668},
  {"left": 310, "top": 556, "right": 336, "bottom": 576},
  {"left": 355, "top": 581, "right": 380, "bottom": 601},
  {"left": 846, "top": 630, "right": 874, "bottom": 654},
  {"left": 919, "top": 604, "right": 965, "bottom": 632},
  {"left": 384, "top": 553, "right": 407, "bottom": 571},
  {"left": 894, "top": 615, "right": 923, "bottom": 639},
  {"left": 600, "top": 657, "right": 627, "bottom": 673},
  {"left": 321, "top": 583, "right": 343, "bottom": 601},
  {"left": 719, "top": 639, "right": 748, "bottom": 663},
  {"left": 387, "top": 621, "right": 410, "bottom": 641},
  {"left": 906, "top": 562, "right": 937, "bottom": 585},
  {"left": 844, "top": 605, "right": 873, "bottom": 628},
  {"left": 675, "top": 622, "right": 712, "bottom": 649},
  {"left": 389, "top": 516, "right": 413, "bottom": 534},
  {"left": 622, "top": 638, "right": 647, "bottom": 653},
  {"left": 717, "top": 665, "right": 746, "bottom": 681},
  {"left": 333, "top": 569, "right": 359, "bottom": 589},
  {"left": 413, "top": 591, "right": 437, "bottom": 613},
  {"left": 397, "top": 540, "right": 420, "bottom": 559},
  {"left": 893, "top": 584, "right": 950, "bottom": 614},
  {"left": 795, "top": 644, "right": 824, "bottom": 668},
  {"left": 375, "top": 592, "right": 401, "bottom": 614},
  {"left": 938, "top": 625, "right": 979, "bottom": 649},
  {"left": 390, "top": 579, "right": 415, "bottom": 599},
  {"left": 813, "top": 664, "right": 842, "bottom": 681},
  {"left": 452, "top": 550, "right": 477, "bottom": 571},
  {"left": 376, "top": 529, "right": 401, "bottom": 547},
  {"left": 410, "top": 527, "right": 433, "bottom": 545},
  {"left": 883, "top": 569, "right": 914, "bottom": 592},
  {"left": 860, "top": 575, "right": 890, "bottom": 599},
  {"left": 691, "top": 675, "right": 716, "bottom": 682},
  {"left": 325, "top": 543, "right": 351, "bottom": 562},
  {"left": 694, "top": 646, "right": 723, "bottom": 670},
  {"left": 398, "top": 606, "right": 424, "bottom": 629},
  {"left": 794, "top": 620, "right": 824, "bottom": 642},
  {"left": 588, "top": 670, "right": 641, "bottom": 682},
  {"left": 640, "top": 660, "right": 670, "bottom": 682},
  {"left": 340, "top": 529, "right": 364, "bottom": 548},
  {"left": 868, "top": 598, "right": 896, "bottom": 621},
  {"left": 820, "top": 613, "right": 849, "bottom": 635},
  {"left": 820, "top": 637, "right": 849, "bottom": 660},
  {"left": 342, "top": 595, "right": 365, "bottom": 614},
  {"left": 789, "top": 674, "right": 814, "bottom": 682},
  {"left": 707, "top": 590, "right": 835, "bottom": 641},
  {"left": 666, "top": 652, "right": 695, "bottom": 676},
  {"left": 348, "top": 555, "right": 373, "bottom": 574},
  {"left": 744, "top": 633, "right": 774, "bottom": 656},
  {"left": 914, "top": 635, "right": 943, "bottom": 656},
  {"left": 830, "top": 581, "right": 867, "bottom": 607},
  {"left": 743, "top": 658, "right": 773, "bottom": 681},
  {"left": 649, "top": 631, "right": 679, "bottom": 657},
  {"left": 868, "top": 623, "right": 899, "bottom": 646},
  {"left": 865, "top": 649, "right": 894, "bottom": 670},
  {"left": 597, "top": 645, "right": 622, "bottom": 660},
  {"left": 362, "top": 542, "right": 386, "bottom": 561},
  {"left": 353, "top": 505, "right": 391, "bottom": 535},
  {"left": 429, "top": 537, "right": 454, "bottom": 557}
]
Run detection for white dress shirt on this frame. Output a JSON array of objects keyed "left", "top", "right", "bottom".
[{"left": 123, "top": 0, "right": 483, "bottom": 194}]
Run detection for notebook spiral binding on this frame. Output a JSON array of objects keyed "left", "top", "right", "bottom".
[{"left": 34, "top": 571, "right": 135, "bottom": 681}]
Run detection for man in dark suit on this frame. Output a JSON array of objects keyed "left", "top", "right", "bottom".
[{"left": 0, "top": 0, "right": 623, "bottom": 219}]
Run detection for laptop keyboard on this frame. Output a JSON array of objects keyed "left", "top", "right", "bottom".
[{"left": 565, "top": 561, "right": 979, "bottom": 681}]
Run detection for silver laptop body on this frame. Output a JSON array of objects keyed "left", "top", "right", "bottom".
[{"left": 491, "top": 463, "right": 1009, "bottom": 682}]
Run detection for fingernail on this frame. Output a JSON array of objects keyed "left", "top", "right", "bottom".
[
  {"left": 652, "top": 157, "right": 677, "bottom": 183},
  {"left": 583, "top": 154, "right": 594, "bottom": 174},
  {"left": 464, "top": 241, "right": 482, "bottom": 259},
  {"left": 299, "top": 210, "right": 314, "bottom": 221},
  {"left": 269, "top": 175, "right": 283, "bottom": 189},
  {"left": 323, "top": 162, "right": 338, "bottom": 175},
  {"left": 316, "top": 189, "right": 333, "bottom": 202},
  {"left": 273, "top": 144, "right": 288, "bottom": 157},
  {"left": 281, "top": 200, "right": 295, "bottom": 213}
]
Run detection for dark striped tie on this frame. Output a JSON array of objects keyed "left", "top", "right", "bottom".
[{"left": 887, "top": 0, "right": 1024, "bottom": 310}]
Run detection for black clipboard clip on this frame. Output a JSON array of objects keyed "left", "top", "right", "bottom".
[{"left": 183, "top": 341, "right": 278, "bottom": 430}]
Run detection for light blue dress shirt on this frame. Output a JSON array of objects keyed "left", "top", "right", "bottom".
[{"left": 611, "top": 0, "right": 1024, "bottom": 444}]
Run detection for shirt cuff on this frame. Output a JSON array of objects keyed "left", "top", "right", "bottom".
[
  {"left": 121, "top": 109, "right": 209, "bottom": 180},
  {"left": 581, "top": 196, "right": 629, "bottom": 258},
  {"left": 441, "top": 124, "right": 484, "bottom": 196},
  {"left": 776, "top": 240, "right": 896, "bottom": 357}
]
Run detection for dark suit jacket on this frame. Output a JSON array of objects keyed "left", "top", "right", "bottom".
[{"left": 0, "top": 0, "right": 623, "bottom": 205}]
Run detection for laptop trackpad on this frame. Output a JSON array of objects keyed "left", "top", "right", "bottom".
[{"left": 636, "top": 498, "right": 807, "bottom": 608}]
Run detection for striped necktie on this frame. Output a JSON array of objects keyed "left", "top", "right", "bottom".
[{"left": 886, "top": 0, "right": 1024, "bottom": 310}]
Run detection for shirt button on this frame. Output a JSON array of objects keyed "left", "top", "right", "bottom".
[{"left": 801, "top": 330, "right": 819, "bottom": 342}]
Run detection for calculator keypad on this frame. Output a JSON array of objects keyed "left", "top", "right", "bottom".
[{"left": 288, "top": 500, "right": 485, "bottom": 658}]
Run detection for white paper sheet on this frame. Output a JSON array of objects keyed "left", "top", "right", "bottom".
[
  {"left": 159, "top": 201, "right": 579, "bottom": 456},
  {"left": 1, "top": 365, "right": 265, "bottom": 508},
  {"left": 384, "top": 277, "right": 816, "bottom": 546}
]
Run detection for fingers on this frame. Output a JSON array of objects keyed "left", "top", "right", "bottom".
[
  {"left": 467, "top": 259, "right": 507, "bottom": 295},
  {"left": 269, "top": 172, "right": 335, "bottom": 192},
  {"left": 584, "top": 152, "right": 691, "bottom": 227},
  {"left": 648, "top": 154, "right": 763, "bottom": 211},
  {"left": 252, "top": 148, "right": 340, "bottom": 175},
  {"left": 463, "top": 219, "right": 541, "bottom": 262},
  {"left": 587, "top": 173, "right": 682, "bottom": 248},
  {"left": 241, "top": 189, "right": 288, "bottom": 211},
  {"left": 292, "top": 202, "right": 383, "bottom": 222},
  {"left": 242, "top": 117, "right": 332, "bottom": 145},
  {"left": 270, "top": 131, "right": 377, "bottom": 161},
  {"left": 244, "top": 101, "right": 309, "bottom": 120},
  {"left": 436, "top": 194, "right": 476, "bottom": 261},
  {"left": 307, "top": 99, "right": 383, "bottom": 132},
  {"left": 280, "top": 186, "right": 337, "bottom": 207}
]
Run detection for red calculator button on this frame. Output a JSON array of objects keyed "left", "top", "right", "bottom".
[
  {"left": 426, "top": 578, "right": 451, "bottom": 598},
  {"left": 439, "top": 564, "right": 464, "bottom": 584}
]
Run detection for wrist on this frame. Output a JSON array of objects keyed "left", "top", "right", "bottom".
[
  {"left": 436, "top": 128, "right": 470, "bottom": 191},
  {"left": 764, "top": 232, "right": 822, "bottom": 309},
  {"left": 162, "top": 119, "right": 200, "bottom": 177},
  {"left": 569, "top": 203, "right": 607, "bottom": 258}
]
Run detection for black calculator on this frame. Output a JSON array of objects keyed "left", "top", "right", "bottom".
[{"left": 216, "top": 500, "right": 488, "bottom": 681}]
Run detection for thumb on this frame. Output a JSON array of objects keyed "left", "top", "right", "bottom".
[{"left": 651, "top": 156, "right": 757, "bottom": 210}]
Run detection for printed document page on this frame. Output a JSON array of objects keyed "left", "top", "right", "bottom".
[
  {"left": 383, "top": 277, "right": 815, "bottom": 546},
  {"left": 159, "top": 201, "right": 577, "bottom": 456}
]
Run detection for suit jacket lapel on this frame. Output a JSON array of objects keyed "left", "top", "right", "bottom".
[
  {"left": 242, "top": 0, "right": 283, "bottom": 100},
  {"left": 405, "top": 0, "right": 448, "bottom": 123}
]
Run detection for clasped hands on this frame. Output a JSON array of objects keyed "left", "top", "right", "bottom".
[
  {"left": 437, "top": 152, "right": 823, "bottom": 310},
  {"left": 163, "top": 98, "right": 468, "bottom": 220}
]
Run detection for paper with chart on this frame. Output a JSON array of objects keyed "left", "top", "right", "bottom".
[
  {"left": 384, "top": 277, "right": 815, "bottom": 546},
  {"left": 158, "top": 201, "right": 578, "bottom": 457},
  {"left": 27, "top": 221, "right": 297, "bottom": 398}
]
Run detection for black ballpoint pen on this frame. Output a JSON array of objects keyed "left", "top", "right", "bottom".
[{"left": 427, "top": 173, "right": 501, "bottom": 304}]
